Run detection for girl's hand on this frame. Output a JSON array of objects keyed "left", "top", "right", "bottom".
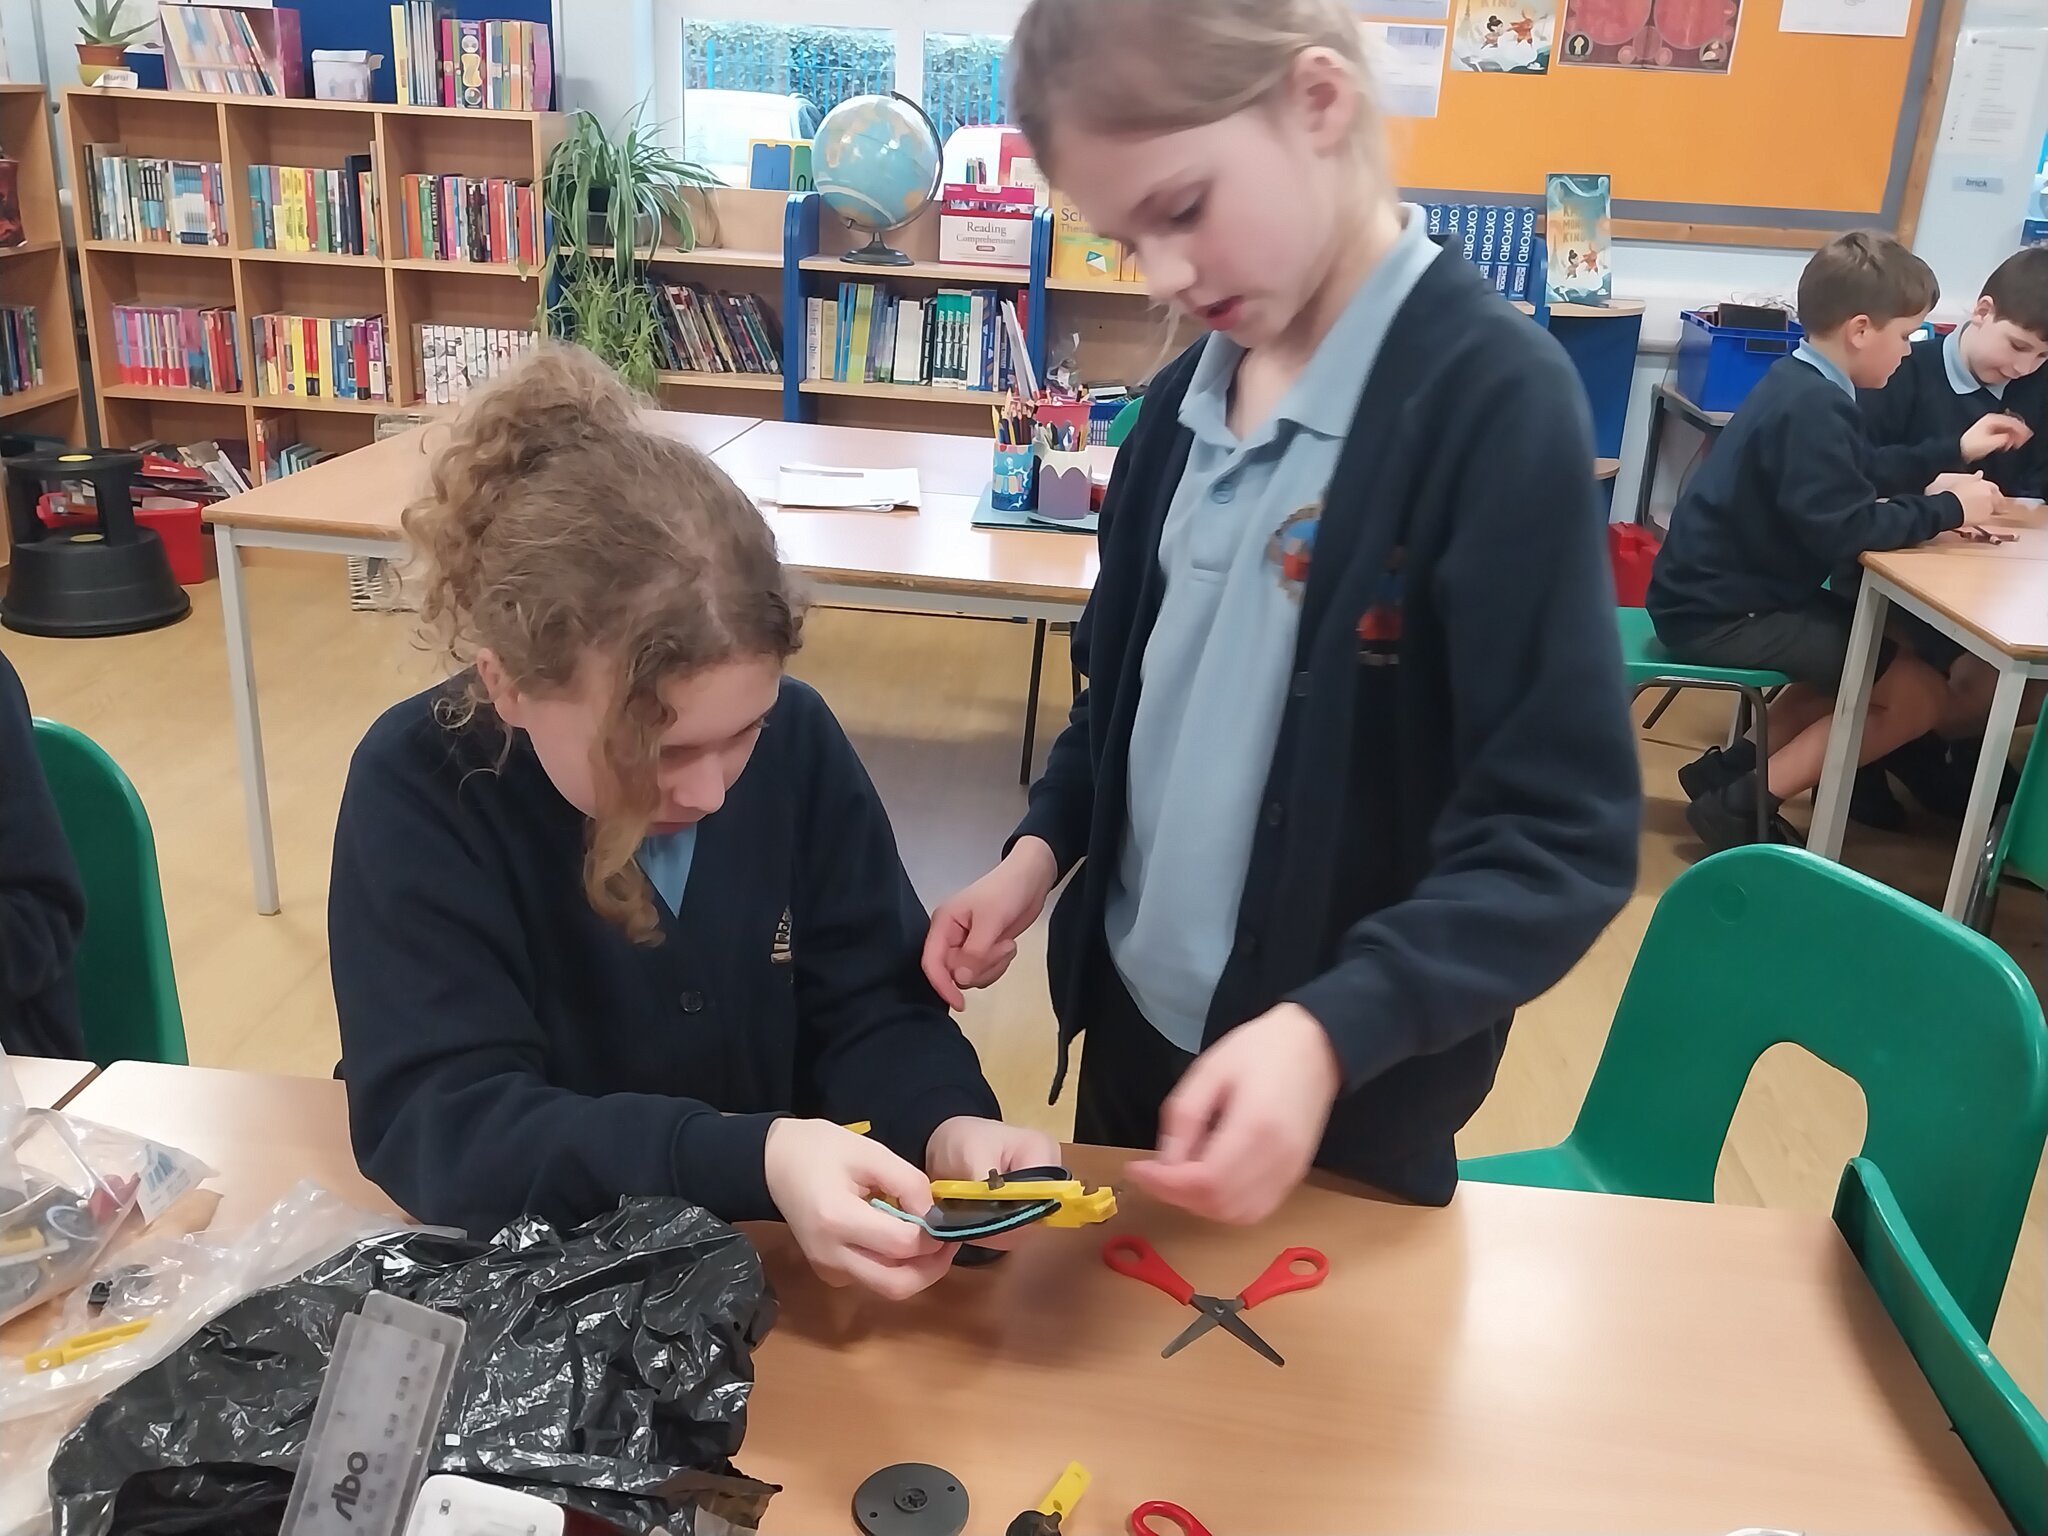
[
  {"left": 925, "top": 1115, "right": 1064, "bottom": 1181},
  {"left": 763, "top": 1118, "right": 955, "bottom": 1300},
  {"left": 921, "top": 837, "right": 1061, "bottom": 1008},
  {"left": 1126, "top": 1004, "right": 1342, "bottom": 1225}
]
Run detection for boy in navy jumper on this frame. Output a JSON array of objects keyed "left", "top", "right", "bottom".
[
  {"left": 1648, "top": 231, "right": 2007, "bottom": 852},
  {"left": 0, "top": 645, "right": 84, "bottom": 1058},
  {"left": 330, "top": 346, "right": 1056, "bottom": 1300}
]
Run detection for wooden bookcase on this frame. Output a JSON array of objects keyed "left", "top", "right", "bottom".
[
  {"left": 61, "top": 88, "right": 563, "bottom": 479},
  {"left": 641, "top": 186, "right": 788, "bottom": 414}
]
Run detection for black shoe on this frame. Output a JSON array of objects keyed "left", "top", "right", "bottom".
[
  {"left": 1686, "top": 774, "right": 1782, "bottom": 853},
  {"left": 1847, "top": 763, "right": 1907, "bottom": 831},
  {"left": 1678, "top": 740, "right": 1757, "bottom": 801}
]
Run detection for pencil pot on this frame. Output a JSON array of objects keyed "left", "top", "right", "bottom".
[
  {"left": 991, "top": 445, "right": 1038, "bottom": 511},
  {"left": 1035, "top": 448, "right": 1093, "bottom": 522},
  {"left": 1038, "top": 400, "right": 1090, "bottom": 453}
]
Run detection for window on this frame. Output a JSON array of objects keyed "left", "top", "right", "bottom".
[{"left": 657, "top": 1, "right": 1029, "bottom": 186}]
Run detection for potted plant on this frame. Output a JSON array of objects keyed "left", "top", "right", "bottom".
[
  {"left": 540, "top": 107, "right": 724, "bottom": 391},
  {"left": 74, "top": 0, "right": 152, "bottom": 82}
]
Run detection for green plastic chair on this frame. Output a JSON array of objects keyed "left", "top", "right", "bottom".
[
  {"left": 1966, "top": 714, "right": 2048, "bottom": 933},
  {"left": 1835, "top": 1157, "right": 2047, "bottom": 1535},
  {"left": 1617, "top": 607, "right": 1789, "bottom": 845},
  {"left": 29, "top": 719, "right": 186, "bottom": 1067},
  {"left": 1104, "top": 397, "right": 1142, "bottom": 447},
  {"left": 1462, "top": 844, "right": 2048, "bottom": 1336}
]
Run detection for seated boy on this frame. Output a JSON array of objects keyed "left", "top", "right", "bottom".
[
  {"left": 1852, "top": 247, "right": 2048, "bottom": 819},
  {"left": 1647, "top": 231, "right": 2003, "bottom": 852},
  {"left": 0, "top": 645, "right": 85, "bottom": 1057}
]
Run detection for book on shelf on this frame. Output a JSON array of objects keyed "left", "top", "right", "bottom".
[
  {"left": 653, "top": 284, "right": 781, "bottom": 377},
  {"left": 415, "top": 322, "right": 537, "bottom": 406},
  {"left": 0, "top": 160, "right": 22, "bottom": 249},
  {"left": 82, "top": 146, "right": 229, "bottom": 246},
  {"left": 805, "top": 283, "right": 1017, "bottom": 391},
  {"left": 397, "top": 175, "right": 540, "bottom": 264},
  {"left": 160, "top": 3, "right": 300, "bottom": 96},
  {"left": 1421, "top": 202, "right": 1540, "bottom": 303},
  {"left": 1544, "top": 174, "right": 1612, "bottom": 308},
  {"left": 247, "top": 158, "right": 379, "bottom": 257},
  {"left": 392, "top": 3, "right": 553, "bottom": 110},
  {"left": 253, "top": 416, "right": 334, "bottom": 482},
  {"left": 110, "top": 304, "right": 242, "bottom": 392},
  {"left": 248, "top": 312, "right": 392, "bottom": 403},
  {"left": 170, "top": 438, "right": 252, "bottom": 496},
  {"left": 0, "top": 305, "right": 42, "bottom": 396}
]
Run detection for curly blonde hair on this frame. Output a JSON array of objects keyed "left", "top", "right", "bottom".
[{"left": 404, "top": 343, "right": 804, "bottom": 942}]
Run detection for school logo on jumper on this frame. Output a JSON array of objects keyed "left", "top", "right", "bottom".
[
  {"left": 771, "top": 908, "right": 794, "bottom": 964},
  {"left": 1266, "top": 502, "right": 1322, "bottom": 600}
]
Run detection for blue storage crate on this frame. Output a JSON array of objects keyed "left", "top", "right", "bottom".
[
  {"left": 1087, "top": 398, "right": 1126, "bottom": 446},
  {"left": 1676, "top": 308, "right": 1804, "bottom": 413}
]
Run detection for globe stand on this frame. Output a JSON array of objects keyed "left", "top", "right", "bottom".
[{"left": 840, "top": 229, "right": 915, "bottom": 266}]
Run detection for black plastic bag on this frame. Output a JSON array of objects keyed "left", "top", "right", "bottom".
[{"left": 49, "top": 1200, "right": 781, "bottom": 1536}]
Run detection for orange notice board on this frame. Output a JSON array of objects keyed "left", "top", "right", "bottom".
[{"left": 1379, "top": 0, "right": 1962, "bottom": 247}]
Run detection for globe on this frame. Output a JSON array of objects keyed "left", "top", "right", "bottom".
[{"left": 814, "top": 93, "right": 942, "bottom": 266}]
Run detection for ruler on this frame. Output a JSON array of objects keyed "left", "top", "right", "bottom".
[{"left": 278, "top": 1293, "right": 468, "bottom": 1536}]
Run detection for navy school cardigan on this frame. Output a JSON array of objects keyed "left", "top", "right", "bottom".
[
  {"left": 330, "top": 676, "right": 999, "bottom": 1234},
  {"left": 1012, "top": 247, "right": 1643, "bottom": 1204}
]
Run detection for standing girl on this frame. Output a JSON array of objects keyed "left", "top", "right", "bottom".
[
  {"left": 925, "top": 0, "right": 1640, "bottom": 1222},
  {"left": 332, "top": 346, "right": 1055, "bottom": 1299}
]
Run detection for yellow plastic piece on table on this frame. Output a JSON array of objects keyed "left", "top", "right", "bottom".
[
  {"left": 25, "top": 1318, "right": 148, "bottom": 1371},
  {"left": 923, "top": 1174, "right": 1118, "bottom": 1228},
  {"left": 1037, "top": 1185, "right": 1118, "bottom": 1228},
  {"left": 842, "top": 1121, "right": 873, "bottom": 1135},
  {"left": 1036, "top": 1461, "right": 1091, "bottom": 1519}
]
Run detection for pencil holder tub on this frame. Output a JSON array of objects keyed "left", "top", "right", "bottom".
[
  {"left": 1035, "top": 449, "right": 1093, "bottom": 522},
  {"left": 992, "top": 445, "right": 1037, "bottom": 511}
]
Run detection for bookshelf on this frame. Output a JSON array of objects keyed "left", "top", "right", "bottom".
[
  {"left": 0, "top": 86, "right": 85, "bottom": 567},
  {"left": 639, "top": 186, "right": 789, "bottom": 416},
  {"left": 62, "top": 87, "right": 563, "bottom": 480}
]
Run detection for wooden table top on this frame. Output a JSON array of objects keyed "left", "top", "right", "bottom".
[
  {"left": 6, "top": 1055, "right": 97, "bottom": 1109},
  {"left": 1866, "top": 519, "right": 2048, "bottom": 658},
  {"left": 18, "top": 1065, "right": 2004, "bottom": 1532}
]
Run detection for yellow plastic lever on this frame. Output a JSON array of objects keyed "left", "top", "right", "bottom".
[
  {"left": 923, "top": 1174, "right": 1118, "bottom": 1228},
  {"left": 26, "top": 1319, "right": 148, "bottom": 1372},
  {"left": 1036, "top": 1461, "right": 1091, "bottom": 1519}
]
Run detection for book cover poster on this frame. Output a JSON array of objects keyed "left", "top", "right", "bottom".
[
  {"left": 1560, "top": 0, "right": 1740, "bottom": 71},
  {"left": 1545, "top": 173, "right": 1612, "bottom": 305},
  {"left": 1449, "top": 0, "right": 1556, "bottom": 73}
]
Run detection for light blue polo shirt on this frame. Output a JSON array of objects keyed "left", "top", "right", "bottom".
[
  {"left": 1943, "top": 323, "right": 2003, "bottom": 399},
  {"left": 1794, "top": 341, "right": 1856, "bottom": 401},
  {"left": 637, "top": 826, "right": 697, "bottom": 917},
  {"left": 1104, "top": 204, "right": 1441, "bottom": 1052}
]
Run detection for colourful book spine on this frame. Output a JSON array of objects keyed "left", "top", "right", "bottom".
[
  {"left": 442, "top": 16, "right": 458, "bottom": 107},
  {"left": 390, "top": 5, "right": 410, "bottom": 105}
]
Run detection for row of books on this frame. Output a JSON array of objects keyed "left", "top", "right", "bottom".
[
  {"left": 109, "top": 304, "right": 243, "bottom": 392},
  {"left": 396, "top": 176, "right": 541, "bottom": 266},
  {"left": 654, "top": 285, "right": 782, "bottom": 378},
  {"left": 159, "top": 4, "right": 292, "bottom": 96},
  {"left": 82, "top": 148, "right": 229, "bottom": 247},
  {"left": 0, "top": 306, "right": 43, "bottom": 397},
  {"left": 392, "top": 3, "right": 555, "bottom": 111},
  {"left": 249, "top": 313, "right": 392, "bottom": 404},
  {"left": 1423, "top": 203, "right": 1538, "bottom": 304},
  {"left": 246, "top": 160, "right": 379, "bottom": 257},
  {"left": 253, "top": 418, "right": 334, "bottom": 484},
  {"left": 415, "top": 324, "right": 538, "bottom": 405},
  {"left": 805, "top": 285, "right": 1018, "bottom": 392}
]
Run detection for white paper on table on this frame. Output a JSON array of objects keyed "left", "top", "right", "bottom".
[
  {"left": 775, "top": 464, "right": 921, "bottom": 510},
  {"left": 1360, "top": 21, "right": 1447, "bottom": 118},
  {"left": 1939, "top": 29, "right": 2048, "bottom": 161},
  {"left": 1777, "top": 0, "right": 1909, "bottom": 37}
]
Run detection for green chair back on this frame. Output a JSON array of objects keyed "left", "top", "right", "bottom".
[
  {"left": 1463, "top": 845, "right": 2048, "bottom": 1336},
  {"left": 1104, "top": 397, "right": 1142, "bottom": 448},
  {"left": 1835, "top": 1158, "right": 2047, "bottom": 1535},
  {"left": 29, "top": 719, "right": 186, "bottom": 1067}
]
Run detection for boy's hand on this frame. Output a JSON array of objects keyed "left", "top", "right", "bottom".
[
  {"left": 1961, "top": 414, "right": 2033, "bottom": 463},
  {"left": 1931, "top": 471, "right": 2003, "bottom": 525},
  {"left": 1126, "top": 1004, "right": 1342, "bottom": 1225},
  {"left": 925, "top": 1115, "right": 1063, "bottom": 1181},
  {"left": 922, "top": 838, "right": 1060, "bottom": 1008},
  {"left": 764, "top": 1118, "right": 955, "bottom": 1300}
]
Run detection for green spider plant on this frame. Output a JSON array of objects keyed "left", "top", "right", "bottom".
[
  {"left": 540, "top": 107, "right": 724, "bottom": 390},
  {"left": 75, "top": 0, "right": 152, "bottom": 47}
]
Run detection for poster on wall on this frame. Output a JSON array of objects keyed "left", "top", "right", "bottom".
[
  {"left": 1449, "top": 0, "right": 1557, "bottom": 72},
  {"left": 1545, "top": 172, "right": 1612, "bottom": 305},
  {"left": 1361, "top": 22, "right": 1450, "bottom": 116},
  {"left": 1560, "top": 0, "right": 1741, "bottom": 72}
]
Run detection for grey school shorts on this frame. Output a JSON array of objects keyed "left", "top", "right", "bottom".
[{"left": 1664, "top": 591, "right": 1899, "bottom": 693}]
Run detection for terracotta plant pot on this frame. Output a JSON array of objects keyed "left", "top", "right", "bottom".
[{"left": 76, "top": 42, "right": 126, "bottom": 84}]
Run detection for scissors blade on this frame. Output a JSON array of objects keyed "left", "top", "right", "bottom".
[
  {"left": 1160, "top": 1298, "right": 1285, "bottom": 1367},
  {"left": 1159, "top": 1308, "right": 1220, "bottom": 1359}
]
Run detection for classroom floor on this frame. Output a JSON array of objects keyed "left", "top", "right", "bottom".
[{"left": 7, "top": 551, "right": 2043, "bottom": 1408}]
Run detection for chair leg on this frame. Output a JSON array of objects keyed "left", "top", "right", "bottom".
[
  {"left": 1748, "top": 687, "right": 1772, "bottom": 845},
  {"left": 1021, "top": 619, "right": 1048, "bottom": 786},
  {"left": 1725, "top": 694, "right": 1750, "bottom": 751},
  {"left": 1640, "top": 687, "right": 1681, "bottom": 730}
]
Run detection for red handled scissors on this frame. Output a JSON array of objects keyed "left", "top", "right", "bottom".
[
  {"left": 1102, "top": 1236, "right": 1328, "bottom": 1367},
  {"left": 1129, "top": 1501, "right": 1211, "bottom": 1536}
]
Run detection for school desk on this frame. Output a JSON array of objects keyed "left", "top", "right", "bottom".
[
  {"left": 12, "top": 1061, "right": 2011, "bottom": 1532},
  {"left": 1809, "top": 522, "right": 2048, "bottom": 916},
  {"left": 7, "top": 1055, "right": 97, "bottom": 1109},
  {"left": 206, "top": 415, "right": 1097, "bottom": 915},
  {"left": 1631, "top": 381, "right": 1732, "bottom": 527}
]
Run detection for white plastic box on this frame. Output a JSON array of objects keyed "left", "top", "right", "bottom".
[{"left": 312, "top": 50, "right": 382, "bottom": 103}]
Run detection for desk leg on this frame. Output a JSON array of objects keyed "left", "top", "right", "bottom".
[
  {"left": 1632, "top": 389, "right": 1666, "bottom": 527},
  {"left": 216, "top": 524, "right": 280, "bottom": 915},
  {"left": 1808, "top": 578, "right": 1888, "bottom": 861},
  {"left": 1944, "top": 668, "right": 2029, "bottom": 919}
]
